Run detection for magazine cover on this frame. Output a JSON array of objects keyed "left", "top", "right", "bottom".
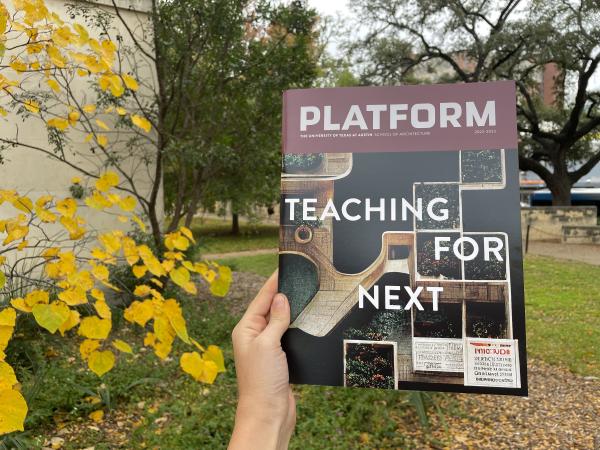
[{"left": 278, "top": 81, "right": 527, "bottom": 396}]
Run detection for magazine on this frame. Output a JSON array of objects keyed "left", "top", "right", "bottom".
[{"left": 279, "top": 81, "right": 527, "bottom": 395}]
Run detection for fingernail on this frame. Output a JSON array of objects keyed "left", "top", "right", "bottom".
[{"left": 273, "top": 293, "right": 286, "bottom": 311}]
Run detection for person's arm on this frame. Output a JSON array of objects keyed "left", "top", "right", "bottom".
[{"left": 229, "top": 271, "right": 296, "bottom": 450}]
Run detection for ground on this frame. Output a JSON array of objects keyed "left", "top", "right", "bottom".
[{"left": 6, "top": 219, "right": 599, "bottom": 449}]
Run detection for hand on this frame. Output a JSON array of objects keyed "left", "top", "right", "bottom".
[{"left": 229, "top": 271, "right": 296, "bottom": 450}]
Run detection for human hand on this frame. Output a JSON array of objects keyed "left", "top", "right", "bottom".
[{"left": 228, "top": 271, "right": 296, "bottom": 450}]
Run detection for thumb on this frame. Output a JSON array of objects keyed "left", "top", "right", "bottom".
[{"left": 262, "top": 293, "right": 290, "bottom": 341}]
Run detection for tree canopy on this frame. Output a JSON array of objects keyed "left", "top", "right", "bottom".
[{"left": 351, "top": 0, "right": 600, "bottom": 204}]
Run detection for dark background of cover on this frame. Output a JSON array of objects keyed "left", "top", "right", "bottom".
[{"left": 281, "top": 150, "right": 528, "bottom": 396}]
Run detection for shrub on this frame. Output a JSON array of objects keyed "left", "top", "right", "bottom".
[{"left": 0, "top": 172, "right": 232, "bottom": 436}]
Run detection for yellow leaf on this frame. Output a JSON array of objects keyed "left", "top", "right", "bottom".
[
  {"left": 10, "top": 298, "right": 31, "bottom": 313},
  {"left": 48, "top": 118, "right": 69, "bottom": 131},
  {"left": 9, "top": 59, "right": 27, "bottom": 72},
  {"left": 169, "top": 266, "right": 190, "bottom": 288},
  {"left": 118, "top": 196, "right": 136, "bottom": 212},
  {"left": 71, "top": 176, "right": 81, "bottom": 184},
  {"left": 24, "top": 99, "right": 40, "bottom": 113},
  {"left": 24, "top": 290, "right": 49, "bottom": 307},
  {"left": 0, "top": 308, "right": 16, "bottom": 327},
  {"left": 179, "top": 226, "right": 195, "bottom": 243},
  {"left": 180, "top": 352, "right": 219, "bottom": 384},
  {"left": 112, "top": 339, "right": 132, "bottom": 354},
  {"left": 80, "top": 339, "right": 100, "bottom": 360},
  {"left": 94, "top": 300, "right": 111, "bottom": 320},
  {"left": 124, "top": 300, "right": 153, "bottom": 327},
  {"left": 92, "top": 263, "right": 109, "bottom": 282},
  {"left": 82, "top": 104, "right": 96, "bottom": 114},
  {"left": 89, "top": 409, "right": 104, "bottom": 423},
  {"left": 60, "top": 216, "right": 85, "bottom": 240},
  {"left": 161, "top": 259, "right": 175, "bottom": 273},
  {"left": 99, "top": 231, "right": 122, "bottom": 254},
  {"left": 132, "top": 264, "right": 147, "bottom": 278},
  {"left": 56, "top": 198, "right": 77, "bottom": 218},
  {"left": 0, "top": 325, "right": 13, "bottom": 355},
  {"left": 97, "top": 134, "right": 108, "bottom": 148},
  {"left": 137, "top": 246, "right": 165, "bottom": 277},
  {"left": 203, "top": 345, "right": 226, "bottom": 373},
  {"left": 96, "top": 171, "right": 119, "bottom": 192},
  {"left": 58, "top": 286, "right": 88, "bottom": 306},
  {"left": 90, "top": 288, "right": 105, "bottom": 302},
  {"left": 3, "top": 224, "right": 28, "bottom": 245},
  {"left": 58, "top": 309, "right": 80, "bottom": 336},
  {"left": 0, "top": 389, "right": 28, "bottom": 434},
  {"left": 46, "top": 78, "right": 60, "bottom": 92},
  {"left": 87, "top": 350, "right": 114, "bottom": 376},
  {"left": 95, "top": 118, "right": 109, "bottom": 131},
  {"left": 10, "top": 196, "right": 33, "bottom": 213},
  {"left": 122, "top": 237, "right": 139, "bottom": 266},
  {"left": 134, "top": 285, "right": 151, "bottom": 297},
  {"left": 78, "top": 316, "right": 111, "bottom": 340},
  {"left": 131, "top": 114, "right": 151, "bottom": 132},
  {"left": 122, "top": 74, "right": 138, "bottom": 91},
  {"left": 35, "top": 205, "right": 57, "bottom": 223},
  {"left": 162, "top": 299, "right": 190, "bottom": 344},
  {"left": 210, "top": 265, "right": 232, "bottom": 297},
  {"left": 68, "top": 110, "right": 80, "bottom": 126},
  {"left": 116, "top": 107, "right": 127, "bottom": 116},
  {"left": 153, "top": 315, "right": 175, "bottom": 347},
  {"left": 32, "top": 302, "right": 70, "bottom": 334},
  {"left": 85, "top": 190, "right": 112, "bottom": 210},
  {"left": 0, "top": 361, "right": 17, "bottom": 391}
]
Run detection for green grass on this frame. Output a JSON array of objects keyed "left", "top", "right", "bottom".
[
  {"left": 524, "top": 255, "right": 600, "bottom": 376},
  {"left": 191, "top": 218, "right": 278, "bottom": 255},
  {"left": 217, "top": 253, "right": 279, "bottom": 277},
  {"left": 6, "top": 254, "right": 598, "bottom": 449}
]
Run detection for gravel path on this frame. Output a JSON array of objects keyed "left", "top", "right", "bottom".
[
  {"left": 223, "top": 271, "right": 600, "bottom": 450},
  {"left": 526, "top": 241, "right": 600, "bottom": 266}
]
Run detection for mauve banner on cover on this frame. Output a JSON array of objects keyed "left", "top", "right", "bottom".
[{"left": 282, "top": 81, "right": 518, "bottom": 154}]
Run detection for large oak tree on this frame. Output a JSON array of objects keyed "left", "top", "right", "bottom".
[{"left": 351, "top": 0, "right": 600, "bottom": 205}]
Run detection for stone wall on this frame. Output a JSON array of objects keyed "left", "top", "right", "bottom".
[
  {"left": 562, "top": 226, "right": 600, "bottom": 244},
  {"left": 521, "top": 207, "right": 597, "bottom": 242}
]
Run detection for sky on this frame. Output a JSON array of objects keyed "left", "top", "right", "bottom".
[{"left": 307, "top": 0, "right": 349, "bottom": 19}]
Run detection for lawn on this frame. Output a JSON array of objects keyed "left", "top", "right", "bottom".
[
  {"left": 190, "top": 218, "right": 278, "bottom": 255},
  {"left": 524, "top": 256, "right": 599, "bottom": 376},
  {"left": 7, "top": 254, "right": 598, "bottom": 448},
  {"left": 217, "top": 253, "right": 278, "bottom": 277}
]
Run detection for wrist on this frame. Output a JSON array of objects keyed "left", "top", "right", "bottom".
[
  {"left": 230, "top": 399, "right": 286, "bottom": 450},
  {"left": 236, "top": 395, "right": 287, "bottom": 428}
]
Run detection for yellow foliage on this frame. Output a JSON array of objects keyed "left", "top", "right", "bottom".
[
  {"left": 87, "top": 350, "right": 115, "bottom": 376},
  {"left": 112, "top": 339, "right": 133, "bottom": 354},
  {"left": 79, "top": 339, "right": 100, "bottom": 360},
  {"left": 96, "top": 171, "right": 119, "bottom": 192},
  {"left": 88, "top": 409, "right": 104, "bottom": 423},
  {"left": 0, "top": 175, "right": 230, "bottom": 435},
  {"left": 180, "top": 352, "right": 219, "bottom": 384},
  {"left": 32, "top": 302, "right": 70, "bottom": 334},
  {"left": 78, "top": 316, "right": 111, "bottom": 340},
  {"left": 131, "top": 114, "right": 152, "bottom": 132},
  {"left": 0, "top": 389, "right": 28, "bottom": 434}
]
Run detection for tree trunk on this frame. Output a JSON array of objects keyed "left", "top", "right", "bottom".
[
  {"left": 232, "top": 212, "right": 240, "bottom": 235},
  {"left": 547, "top": 177, "right": 572, "bottom": 206}
]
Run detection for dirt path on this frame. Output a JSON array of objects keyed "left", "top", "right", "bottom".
[
  {"left": 203, "top": 247, "right": 278, "bottom": 260},
  {"left": 526, "top": 241, "right": 600, "bottom": 266}
]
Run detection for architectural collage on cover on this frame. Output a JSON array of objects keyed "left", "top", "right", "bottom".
[{"left": 280, "top": 149, "right": 521, "bottom": 390}]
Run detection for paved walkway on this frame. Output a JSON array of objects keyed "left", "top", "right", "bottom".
[
  {"left": 526, "top": 241, "right": 600, "bottom": 266},
  {"left": 202, "top": 247, "right": 278, "bottom": 260}
]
